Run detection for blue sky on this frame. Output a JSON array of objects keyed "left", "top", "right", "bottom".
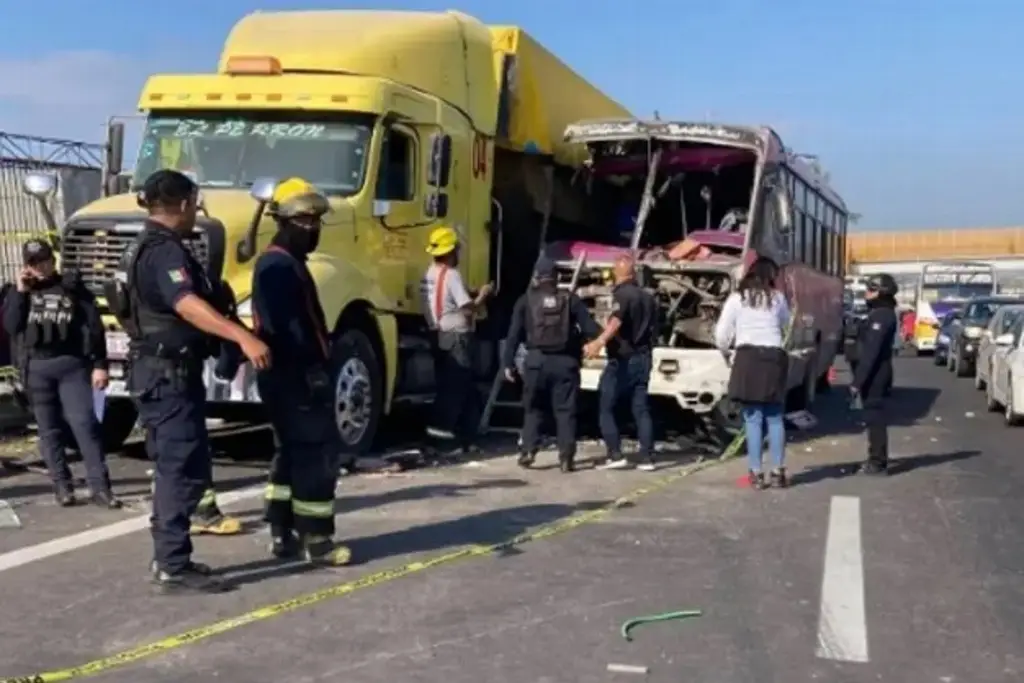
[{"left": 1, "top": 0, "right": 1020, "bottom": 230}]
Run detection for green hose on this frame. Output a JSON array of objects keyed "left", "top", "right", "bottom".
[{"left": 621, "top": 610, "right": 703, "bottom": 641}]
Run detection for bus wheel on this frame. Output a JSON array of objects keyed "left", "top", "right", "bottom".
[{"left": 331, "top": 328, "right": 384, "bottom": 457}]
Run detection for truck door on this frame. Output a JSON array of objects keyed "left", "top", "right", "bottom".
[{"left": 373, "top": 123, "right": 419, "bottom": 311}]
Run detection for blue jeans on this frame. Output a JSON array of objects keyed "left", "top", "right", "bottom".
[
  {"left": 741, "top": 402, "right": 785, "bottom": 472},
  {"left": 598, "top": 353, "right": 654, "bottom": 459}
]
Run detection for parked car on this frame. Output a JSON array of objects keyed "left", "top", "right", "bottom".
[
  {"left": 975, "top": 304, "right": 1024, "bottom": 391},
  {"left": 948, "top": 296, "right": 1024, "bottom": 377},
  {"left": 933, "top": 310, "right": 963, "bottom": 366},
  {"left": 983, "top": 312, "right": 1024, "bottom": 425}
]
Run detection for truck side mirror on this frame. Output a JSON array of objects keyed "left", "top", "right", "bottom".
[
  {"left": 427, "top": 133, "right": 452, "bottom": 188},
  {"left": 21, "top": 172, "right": 60, "bottom": 235},
  {"left": 237, "top": 177, "right": 277, "bottom": 263}
]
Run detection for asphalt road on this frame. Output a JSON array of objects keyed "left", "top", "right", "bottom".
[{"left": 0, "top": 357, "right": 1022, "bottom": 683}]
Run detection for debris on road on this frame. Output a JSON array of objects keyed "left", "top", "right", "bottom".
[
  {"left": 965, "top": 411, "right": 975, "bottom": 418},
  {"left": 607, "top": 663, "right": 649, "bottom": 675},
  {"left": 0, "top": 499, "right": 21, "bottom": 528},
  {"left": 620, "top": 609, "right": 702, "bottom": 641}
]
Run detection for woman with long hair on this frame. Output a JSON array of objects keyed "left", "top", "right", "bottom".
[{"left": 714, "top": 256, "right": 791, "bottom": 489}]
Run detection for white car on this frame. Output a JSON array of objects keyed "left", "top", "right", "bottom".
[
  {"left": 975, "top": 305, "right": 1024, "bottom": 391},
  {"left": 984, "top": 313, "right": 1024, "bottom": 425}
]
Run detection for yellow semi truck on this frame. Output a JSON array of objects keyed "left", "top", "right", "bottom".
[{"left": 21, "top": 10, "right": 631, "bottom": 453}]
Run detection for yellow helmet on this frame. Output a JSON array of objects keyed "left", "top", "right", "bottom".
[
  {"left": 268, "top": 177, "right": 330, "bottom": 219},
  {"left": 426, "top": 226, "right": 459, "bottom": 256}
]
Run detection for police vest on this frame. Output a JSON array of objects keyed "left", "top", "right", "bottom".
[
  {"left": 105, "top": 228, "right": 209, "bottom": 353},
  {"left": 24, "top": 275, "right": 78, "bottom": 351},
  {"left": 525, "top": 288, "right": 571, "bottom": 353}
]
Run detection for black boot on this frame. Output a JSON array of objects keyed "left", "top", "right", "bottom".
[
  {"left": 152, "top": 563, "right": 228, "bottom": 595},
  {"left": 517, "top": 451, "right": 536, "bottom": 468},
  {"left": 303, "top": 536, "right": 353, "bottom": 567},
  {"left": 858, "top": 461, "right": 888, "bottom": 476},
  {"left": 559, "top": 457, "right": 575, "bottom": 473},
  {"left": 90, "top": 490, "right": 123, "bottom": 509},
  {"left": 54, "top": 485, "right": 76, "bottom": 507},
  {"left": 270, "top": 527, "right": 301, "bottom": 559}
]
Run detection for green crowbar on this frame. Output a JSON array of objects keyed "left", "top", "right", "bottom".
[{"left": 620, "top": 610, "right": 703, "bottom": 641}]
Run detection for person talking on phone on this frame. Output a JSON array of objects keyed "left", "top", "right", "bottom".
[{"left": 2, "top": 238, "right": 121, "bottom": 508}]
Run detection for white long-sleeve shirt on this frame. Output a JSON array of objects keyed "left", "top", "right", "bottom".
[{"left": 714, "top": 290, "right": 791, "bottom": 350}]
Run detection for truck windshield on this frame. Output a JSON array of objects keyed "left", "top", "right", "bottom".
[{"left": 132, "top": 112, "right": 373, "bottom": 196}]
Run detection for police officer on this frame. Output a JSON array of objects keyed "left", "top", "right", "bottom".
[
  {"left": 251, "top": 178, "right": 351, "bottom": 565},
  {"left": 2, "top": 238, "right": 120, "bottom": 507},
  {"left": 850, "top": 273, "right": 899, "bottom": 476},
  {"left": 500, "top": 257, "right": 600, "bottom": 472},
  {"left": 584, "top": 254, "right": 658, "bottom": 471},
  {"left": 113, "top": 169, "right": 271, "bottom": 594},
  {"left": 421, "top": 226, "right": 493, "bottom": 457}
]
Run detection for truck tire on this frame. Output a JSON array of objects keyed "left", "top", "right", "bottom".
[
  {"left": 101, "top": 400, "right": 140, "bottom": 453},
  {"left": 331, "top": 328, "right": 384, "bottom": 457}
]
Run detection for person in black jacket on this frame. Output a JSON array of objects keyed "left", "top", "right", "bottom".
[
  {"left": 251, "top": 177, "right": 351, "bottom": 566},
  {"left": 851, "top": 273, "right": 899, "bottom": 475},
  {"left": 500, "top": 256, "right": 601, "bottom": 473},
  {"left": 2, "top": 238, "right": 120, "bottom": 508}
]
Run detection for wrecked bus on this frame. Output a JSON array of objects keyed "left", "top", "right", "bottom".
[
  {"left": 546, "top": 120, "right": 847, "bottom": 427},
  {"left": 18, "top": 9, "right": 632, "bottom": 453}
]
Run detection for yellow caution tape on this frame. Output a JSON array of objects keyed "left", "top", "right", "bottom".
[{"left": 0, "top": 449, "right": 741, "bottom": 683}]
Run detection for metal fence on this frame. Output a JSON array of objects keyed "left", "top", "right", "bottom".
[{"left": 0, "top": 133, "right": 105, "bottom": 375}]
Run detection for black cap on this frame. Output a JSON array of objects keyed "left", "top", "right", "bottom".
[
  {"left": 22, "top": 238, "right": 54, "bottom": 265},
  {"left": 137, "top": 169, "right": 197, "bottom": 209},
  {"left": 533, "top": 256, "right": 556, "bottom": 280}
]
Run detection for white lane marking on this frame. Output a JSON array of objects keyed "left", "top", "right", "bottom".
[
  {"left": 0, "top": 485, "right": 263, "bottom": 574},
  {"left": 816, "top": 495, "right": 869, "bottom": 663}
]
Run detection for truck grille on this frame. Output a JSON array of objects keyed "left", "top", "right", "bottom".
[{"left": 61, "top": 218, "right": 210, "bottom": 299}]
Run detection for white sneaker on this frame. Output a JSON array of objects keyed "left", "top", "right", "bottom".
[
  {"left": 599, "top": 457, "right": 632, "bottom": 470},
  {"left": 636, "top": 460, "right": 657, "bottom": 472}
]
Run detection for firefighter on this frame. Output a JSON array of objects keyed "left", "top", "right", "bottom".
[
  {"left": 500, "top": 257, "right": 601, "bottom": 472},
  {"left": 851, "top": 273, "right": 899, "bottom": 475},
  {"left": 421, "top": 226, "right": 493, "bottom": 457},
  {"left": 110, "top": 169, "right": 271, "bottom": 593},
  {"left": 2, "top": 238, "right": 121, "bottom": 507},
  {"left": 251, "top": 177, "right": 351, "bottom": 565}
]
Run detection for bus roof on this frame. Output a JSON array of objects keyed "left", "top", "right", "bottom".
[{"left": 562, "top": 119, "right": 846, "bottom": 210}]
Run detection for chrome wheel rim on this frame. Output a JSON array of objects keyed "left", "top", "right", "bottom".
[{"left": 335, "top": 357, "right": 372, "bottom": 445}]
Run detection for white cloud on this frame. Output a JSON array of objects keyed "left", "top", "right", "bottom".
[{"left": 0, "top": 51, "right": 153, "bottom": 145}]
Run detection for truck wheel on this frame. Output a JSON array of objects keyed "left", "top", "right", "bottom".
[
  {"left": 331, "top": 328, "right": 384, "bottom": 456},
  {"left": 100, "top": 400, "right": 139, "bottom": 453}
]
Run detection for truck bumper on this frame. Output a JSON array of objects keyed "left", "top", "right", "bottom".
[{"left": 104, "top": 357, "right": 262, "bottom": 404}]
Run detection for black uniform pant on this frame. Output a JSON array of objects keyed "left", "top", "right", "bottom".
[
  {"left": 598, "top": 352, "right": 654, "bottom": 459},
  {"left": 144, "top": 430, "right": 218, "bottom": 519},
  {"left": 258, "top": 371, "right": 339, "bottom": 539},
  {"left": 430, "top": 330, "right": 480, "bottom": 448},
  {"left": 520, "top": 353, "right": 580, "bottom": 462},
  {"left": 26, "top": 355, "right": 111, "bottom": 493},
  {"left": 129, "top": 355, "right": 209, "bottom": 574},
  {"left": 862, "top": 395, "right": 889, "bottom": 466}
]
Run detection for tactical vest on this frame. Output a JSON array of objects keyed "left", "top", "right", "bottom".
[
  {"left": 24, "top": 276, "right": 77, "bottom": 351},
  {"left": 525, "top": 287, "right": 571, "bottom": 353},
  {"left": 105, "top": 227, "right": 208, "bottom": 354}
]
